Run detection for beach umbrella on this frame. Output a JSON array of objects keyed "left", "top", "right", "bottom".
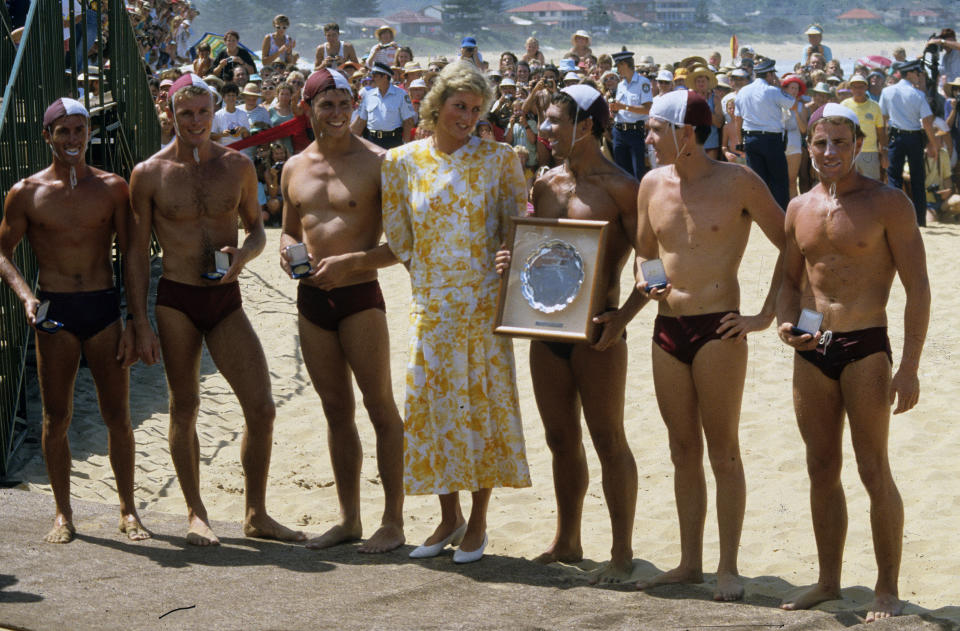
[{"left": 857, "top": 55, "right": 892, "bottom": 69}]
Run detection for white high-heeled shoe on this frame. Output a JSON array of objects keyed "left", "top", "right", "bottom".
[
  {"left": 409, "top": 522, "right": 467, "bottom": 559},
  {"left": 453, "top": 533, "right": 487, "bottom": 564}
]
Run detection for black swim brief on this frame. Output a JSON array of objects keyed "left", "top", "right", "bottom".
[
  {"left": 537, "top": 329, "right": 628, "bottom": 361},
  {"left": 653, "top": 311, "right": 739, "bottom": 365},
  {"left": 156, "top": 277, "right": 243, "bottom": 333},
  {"left": 797, "top": 326, "right": 892, "bottom": 380},
  {"left": 36, "top": 287, "right": 121, "bottom": 341},
  {"left": 297, "top": 281, "right": 386, "bottom": 331}
]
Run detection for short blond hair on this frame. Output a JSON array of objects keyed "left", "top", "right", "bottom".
[{"left": 418, "top": 62, "right": 493, "bottom": 133}]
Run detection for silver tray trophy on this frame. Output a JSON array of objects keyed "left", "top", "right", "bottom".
[
  {"left": 520, "top": 239, "right": 585, "bottom": 314},
  {"left": 495, "top": 217, "right": 609, "bottom": 343}
]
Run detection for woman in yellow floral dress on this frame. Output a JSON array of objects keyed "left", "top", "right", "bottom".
[{"left": 381, "top": 62, "right": 531, "bottom": 563}]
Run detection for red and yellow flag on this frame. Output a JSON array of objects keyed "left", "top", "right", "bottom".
[{"left": 730, "top": 34, "right": 738, "bottom": 62}]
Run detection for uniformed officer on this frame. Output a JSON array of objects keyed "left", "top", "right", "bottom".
[
  {"left": 610, "top": 49, "right": 652, "bottom": 180},
  {"left": 350, "top": 61, "right": 415, "bottom": 149},
  {"left": 734, "top": 57, "right": 796, "bottom": 209},
  {"left": 879, "top": 59, "right": 938, "bottom": 226}
]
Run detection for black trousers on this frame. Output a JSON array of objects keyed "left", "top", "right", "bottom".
[
  {"left": 744, "top": 133, "right": 789, "bottom": 210},
  {"left": 887, "top": 130, "right": 926, "bottom": 226}
]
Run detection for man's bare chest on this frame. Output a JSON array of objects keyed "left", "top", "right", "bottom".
[
  {"left": 539, "top": 180, "right": 619, "bottom": 223},
  {"left": 650, "top": 197, "right": 747, "bottom": 246},
  {"left": 154, "top": 167, "right": 239, "bottom": 220},
  {"left": 31, "top": 184, "right": 113, "bottom": 233},
  {"left": 289, "top": 167, "right": 379, "bottom": 215}
]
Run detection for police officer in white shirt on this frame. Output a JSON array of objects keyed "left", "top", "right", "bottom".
[
  {"left": 350, "top": 61, "right": 415, "bottom": 149},
  {"left": 610, "top": 50, "right": 652, "bottom": 180},
  {"left": 735, "top": 57, "right": 796, "bottom": 209},
  {"left": 880, "top": 59, "right": 937, "bottom": 226}
]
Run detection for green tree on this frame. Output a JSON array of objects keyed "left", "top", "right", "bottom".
[
  {"left": 442, "top": 0, "right": 484, "bottom": 34},
  {"left": 695, "top": 0, "right": 709, "bottom": 23},
  {"left": 328, "top": 0, "right": 380, "bottom": 23},
  {"left": 586, "top": 0, "right": 611, "bottom": 30}
]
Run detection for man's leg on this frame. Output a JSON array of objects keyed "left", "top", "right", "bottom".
[
  {"left": 637, "top": 343, "right": 705, "bottom": 589},
  {"left": 841, "top": 354, "right": 904, "bottom": 622},
  {"left": 904, "top": 134, "right": 927, "bottom": 226},
  {"left": 781, "top": 355, "right": 846, "bottom": 611},
  {"left": 338, "top": 309, "right": 405, "bottom": 553},
  {"left": 765, "top": 135, "right": 790, "bottom": 210},
  {"left": 156, "top": 306, "right": 216, "bottom": 545},
  {"left": 691, "top": 339, "right": 748, "bottom": 600},
  {"left": 573, "top": 339, "right": 638, "bottom": 584},
  {"left": 297, "top": 314, "right": 363, "bottom": 549},
  {"left": 745, "top": 136, "right": 771, "bottom": 189},
  {"left": 529, "top": 341, "right": 587, "bottom": 565},
  {"left": 35, "top": 331, "right": 82, "bottom": 543},
  {"left": 612, "top": 128, "right": 630, "bottom": 176},
  {"left": 204, "top": 308, "right": 304, "bottom": 542},
  {"left": 887, "top": 134, "right": 907, "bottom": 195},
  {"left": 82, "top": 321, "right": 149, "bottom": 540}
]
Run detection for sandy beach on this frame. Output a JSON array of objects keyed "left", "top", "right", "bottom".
[{"left": 8, "top": 208, "right": 960, "bottom": 625}]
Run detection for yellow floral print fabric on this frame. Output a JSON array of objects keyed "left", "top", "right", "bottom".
[{"left": 382, "top": 136, "right": 531, "bottom": 495}]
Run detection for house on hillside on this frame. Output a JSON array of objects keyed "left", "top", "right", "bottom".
[
  {"left": 654, "top": 0, "right": 695, "bottom": 29},
  {"left": 506, "top": 1, "right": 588, "bottom": 31},
  {"left": 607, "top": 1, "right": 654, "bottom": 22},
  {"left": 422, "top": 5, "right": 443, "bottom": 21},
  {"left": 836, "top": 8, "right": 882, "bottom": 26},
  {"left": 610, "top": 9, "right": 643, "bottom": 29},
  {"left": 344, "top": 16, "right": 394, "bottom": 40},
  {"left": 383, "top": 10, "right": 442, "bottom": 36},
  {"left": 906, "top": 9, "right": 940, "bottom": 25},
  {"left": 607, "top": 0, "right": 694, "bottom": 30}
]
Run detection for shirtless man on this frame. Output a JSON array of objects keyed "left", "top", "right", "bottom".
[
  {"left": 0, "top": 98, "right": 148, "bottom": 543},
  {"left": 777, "top": 104, "right": 929, "bottom": 622},
  {"left": 279, "top": 69, "right": 404, "bottom": 553},
  {"left": 127, "top": 74, "right": 304, "bottom": 546},
  {"left": 634, "top": 91, "right": 785, "bottom": 600},
  {"left": 498, "top": 86, "right": 640, "bottom": 583}
]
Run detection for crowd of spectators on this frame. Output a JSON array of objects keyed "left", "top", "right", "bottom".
[{"left": 121, "top": 9, "right": 960, "bottom": 224}]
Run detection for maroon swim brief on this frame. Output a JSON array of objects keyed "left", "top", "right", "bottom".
[
  {"left": 156, "top": 277, "right": 243, "bottom": 333},
  {"left": 297, "top": 280, "right": 386, "bottom": 331},
  {"left": 653, "top": 311, "right": 739, "bottom": 365},
  {"left": 797, "top": 326, "right": 892, "bottom": 380}
]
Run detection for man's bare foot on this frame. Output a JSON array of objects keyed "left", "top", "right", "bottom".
[
  {"left": 780, "top": 583, "right": 841, "bottom": 611},
  {"left": 358, "top": 523, "right": 405, "bottom": 554},
  {"left": 304, "top": 523, "right": 361, "bottom": 550},
  {"left": 118, "top": 514, "right": 151, "bottom": 541},
  {"left": 636, "top": 566, "right": 703, "bottom": 590},
  {"left": 43, "top": 516, "right": 76, "bottom": 544},
  {"left": 186, "top": 515, "right": 220, "bottom": 546},
  {"left": 865, "top": 593, "right": 903, "bottom": 622},
  {"left": 243, "top": 514, "right": 307, "bottom": 542},
  {"left": 714, "top": 571, "right": 744, "bottom": 601},
  {"left": 589, "top": 558, "right": 635, "bottom": 585},
  {"left": 532, "top": 540, "right": 583, "bottom": 565}
]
